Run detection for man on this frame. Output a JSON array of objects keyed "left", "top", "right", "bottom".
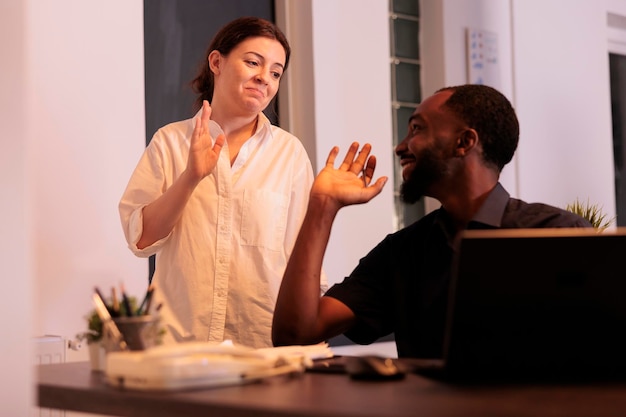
[{"left": 272, "top": 84, "right": 591, "bottom": 358}]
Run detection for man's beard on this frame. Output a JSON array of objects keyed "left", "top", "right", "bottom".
[{"left": 400, "top": 148, "right": 445, "bottom": 204}]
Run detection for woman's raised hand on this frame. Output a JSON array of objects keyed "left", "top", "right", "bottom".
[{"left": 187, "top": 100, "right": 225, "bottom": 182}]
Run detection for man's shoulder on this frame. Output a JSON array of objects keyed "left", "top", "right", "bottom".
[
  {"left": 377, "top": 210, "right": 443, "bottom": 249},
  {"left": 503, "top": 198, "right": 592, "bottom": 228},
  {"left": 394, "top": 209, "right": 440, "bottom": 234}
]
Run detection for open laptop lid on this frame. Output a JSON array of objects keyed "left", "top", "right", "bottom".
[{"left": 440, "top": 227, "right": 626, "bottom": 381}]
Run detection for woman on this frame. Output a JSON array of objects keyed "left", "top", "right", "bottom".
[{"left": 119, "top": 17, "right": 326, "bottom": 348}]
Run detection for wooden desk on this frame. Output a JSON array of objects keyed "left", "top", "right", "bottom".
[{"left": 38, "top": 361, "right": 626, "bottom": 417}]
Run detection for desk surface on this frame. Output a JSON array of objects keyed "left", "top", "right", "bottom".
[{"left": 38, "top": 361, "right": 626, "bottom": 417}]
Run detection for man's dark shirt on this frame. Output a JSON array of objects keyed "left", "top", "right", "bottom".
[{"left": 324, "top": 183, "right": 592, "bottom": 358}]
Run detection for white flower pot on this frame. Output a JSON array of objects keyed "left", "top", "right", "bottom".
[{"left": 88, "top": 341, "right": 107, "bottom": 372}]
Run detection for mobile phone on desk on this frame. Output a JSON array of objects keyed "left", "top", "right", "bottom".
[{"left": 307, "top": 356, "right": 349, "bottom": 373}]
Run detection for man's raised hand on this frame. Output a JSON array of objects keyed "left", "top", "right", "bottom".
[{"left": 311, "top": 142, "right": 388, "bottom": 209}]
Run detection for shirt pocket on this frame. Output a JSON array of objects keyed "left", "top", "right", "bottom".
[{"left": 241, "top": 189, "right": 288, "bottom": 251}]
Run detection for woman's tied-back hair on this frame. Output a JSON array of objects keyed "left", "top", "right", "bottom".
[
  {"left": 191, "top": 16, "right": 291, "bottom": 112},
  {"left": 437, "top": 84, "right": 519, "bottom": 172}
]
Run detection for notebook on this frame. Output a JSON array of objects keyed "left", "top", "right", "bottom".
[{"left": 407, "top": 227, "right": 626, "bottom": 382}]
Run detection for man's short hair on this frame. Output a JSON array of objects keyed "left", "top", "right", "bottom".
[{"left": 436, "top": 84, "right": 519, "bottom": 171}]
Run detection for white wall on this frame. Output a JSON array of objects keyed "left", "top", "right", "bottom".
[
  {"left": 1, "top": 1, "right": 33, "bottom": 414},
  {"left": 421, "top": 0, "right": 618, "bottom": 217},
  {"left": 421, "top": 0, "right": 518, "bottom": 207},
  {"left": 28, "top": 0, "right": 148, "bottom": 348},
  {"left": 280, "top": 0, "right": 397, "bottom": 286},
  {"left": 513, "top": 0, "right": 615, "bottom": 212},
  {"left": 310, "top": 0, "right": 396, "bottom": 285},
  {"left": 4, "top": 0, "right": 625, "bottom": 411}
]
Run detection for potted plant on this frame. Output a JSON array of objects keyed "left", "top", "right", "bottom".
[
  {"left": 565, "top": 198, "right": 615, "bottom": 232},
  {"left": 76, "top": 308, "right": 106, "bottom": 371},
  {"left": 76, "top": 295, "right": 138, "bottom": 371}
]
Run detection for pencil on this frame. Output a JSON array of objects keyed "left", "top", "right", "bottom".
[
  {"left": 91, "top": 292, "right": 127, "bottom": 351},
  {"left": 94, "top": 286, "right": 114, "bottom": 316}
]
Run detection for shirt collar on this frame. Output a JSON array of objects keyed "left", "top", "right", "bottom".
[
  {"left": 256, "top": 112, "right": 272, "bottom": 135},
  {"left": 191, "top": 110, "right": 273, "bottom": 142},
  {"left": 469, "top": 182, "right": 510, "bottom": 228},
  {"left": 434, "top": 182, "right": 510, "bottom": 246}
]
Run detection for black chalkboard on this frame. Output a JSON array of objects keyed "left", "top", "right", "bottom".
[{"left": 144, "top": 0, "right": 276, "bottom": 143}]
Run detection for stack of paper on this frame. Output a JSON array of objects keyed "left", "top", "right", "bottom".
[{"left": 105, "top": 340, "right": 334, "bottom": 391}]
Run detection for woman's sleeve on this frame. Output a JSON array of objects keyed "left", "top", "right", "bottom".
[{"left": 118, "top": 134, "right": 172, "bottom": 257}]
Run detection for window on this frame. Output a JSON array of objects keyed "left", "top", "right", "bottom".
[
  {"left": 608, "top": 13, "right": 626, "bottom": 226},
  {"left": 609, "top": 53, "right": 626, "bottom": 226},
  {"left": 389, "top": 0, "right": 423, "bottom": 229}
]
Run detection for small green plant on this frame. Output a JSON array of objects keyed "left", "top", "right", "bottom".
[
  {"left": 76, "top": 309, "right": 103, "bottom": 343},
  {"left": 76, "top": 297, "right": 138, "bottom": 344},
  {"left": 565, "top": 198, "right": 614, "bottom": 232}
]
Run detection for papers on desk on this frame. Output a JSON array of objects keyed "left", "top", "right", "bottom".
[{"left": 105, "top": 340, "right": 333, "bottom": 391}]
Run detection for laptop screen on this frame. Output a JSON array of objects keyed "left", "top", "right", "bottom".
[{"left": 443, "top": 227, "right": 626, "bottom": 380}]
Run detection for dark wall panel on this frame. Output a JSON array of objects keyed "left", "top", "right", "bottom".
[
  {"left": 144, "top": 0, "right": 275, "bottom": 143},
  {"left": 143, "top": 0, "right": 275, "bottom": 281}
]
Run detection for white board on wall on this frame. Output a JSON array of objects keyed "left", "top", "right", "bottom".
[{"left": 466, "top": 28, "right": 501, "bottom": 89}]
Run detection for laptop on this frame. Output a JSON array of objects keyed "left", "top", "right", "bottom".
[{"left": 406, "top": 227, "right": 626, "bottom": 382}]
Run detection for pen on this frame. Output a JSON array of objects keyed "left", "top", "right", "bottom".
[
  {"left": 111, "top": 287, "right": 120, "bottom": 317},
  {"left": 143, "top": 285, "right": 155, "bottom": 315},
  {"left": 120, "top": 283, "right": 133, "bottom": 317},
  {"left": 136, "top": 284, "right": 154, "bottom": 315}
]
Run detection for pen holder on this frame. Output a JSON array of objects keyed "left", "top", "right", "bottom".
[{"left": 106, "top": 316, "right": 161, "bottom": 351}]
